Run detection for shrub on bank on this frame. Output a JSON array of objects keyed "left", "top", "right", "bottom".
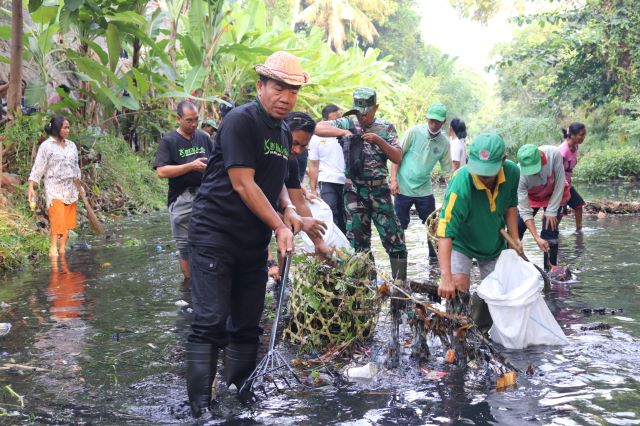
[
  {"left": 78, "top": 132, "right": 166, "bottom": 213},
  {"left": 0, "top": 209, "right": 49, "bottom": 272},
  {"left": 573, "top": 147, "right": 640, "bottom": 183}
]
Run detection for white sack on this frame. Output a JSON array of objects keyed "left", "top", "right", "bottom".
[
  {"left": 476, "top": 249, "right": 568, "bottom": 349},
  {"left": 299, "top": 199, "right": 352, "bottom": 253}
]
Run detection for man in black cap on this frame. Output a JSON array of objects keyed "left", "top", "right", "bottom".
[{"left": 185, "top": 51, "right": 308, "bottom": 418}]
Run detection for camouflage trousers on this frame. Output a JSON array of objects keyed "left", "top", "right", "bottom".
[{"left": 344, "top": 181, "right": 407, "bottom": 258}]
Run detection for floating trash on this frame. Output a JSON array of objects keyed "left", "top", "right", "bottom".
[
  {"left": 0, "top": 323, "right": 12, "bottom": 337},
  {"left": 345, "top": 362, "right": 378, "bottom": 380},
  {"left": 72, "top": 242, "right": 92, "bottom": 250}
]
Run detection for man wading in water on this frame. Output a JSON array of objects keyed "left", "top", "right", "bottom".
[
  {"left": 154, "top": 101, "right": 213, "bottom": 279},
  {"left": 517, "top": 144, "right": 571, "bottom": 271},
  {"left": 185, "top": 51, "right": 307, "bottom": 418},
  {"left": 436, "top": 134, "right": 522, "bottom": 334}
]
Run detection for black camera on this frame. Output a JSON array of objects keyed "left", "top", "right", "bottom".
[{"left": 338, "top": 134, "right": 365, "bottom": 179}]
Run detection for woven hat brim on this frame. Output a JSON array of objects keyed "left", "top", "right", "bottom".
[{"left": 254, "top": 64, "right": 309, "bottom": 86}]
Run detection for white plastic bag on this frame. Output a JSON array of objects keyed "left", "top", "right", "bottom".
[
  {"left": 476, "top": 249, "right": 568, "bottom": 349},
  {"left": 299, "top": 199, "right": 352, "bottom": 253}
]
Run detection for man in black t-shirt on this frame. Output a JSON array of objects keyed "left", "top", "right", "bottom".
[
  {"left": 185, "top": 51, "right": 308, "bottom": 418},
  {"left": 154, "top": 100, "right": 213, "bottom": 280}
]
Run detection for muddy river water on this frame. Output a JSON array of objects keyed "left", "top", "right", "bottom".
[{"left": 0, "top": 184, "right": 638, "bottom": 424}]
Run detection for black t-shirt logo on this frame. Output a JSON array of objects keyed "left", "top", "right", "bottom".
[
  {"left": 263, "top": 138, "right": 288, "bottom": 159},
  {"left": 179, "top": 146, "right": 206, "bottom": 158}
]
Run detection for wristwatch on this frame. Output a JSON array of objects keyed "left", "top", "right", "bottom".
[{"left": 284, "top": 204, "right": 297, "bottom": 212}]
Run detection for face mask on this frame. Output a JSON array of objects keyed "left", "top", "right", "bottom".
[{"left": 428, "top": 127, "right": 441, "bottom": 137}]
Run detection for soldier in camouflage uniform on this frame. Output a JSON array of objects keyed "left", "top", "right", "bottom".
[
  {"left": 315, "top": 88, "right": 407, "bottom": 279},
  {"left": 316, "top": 88, "right": 407, "bottom": 368}
]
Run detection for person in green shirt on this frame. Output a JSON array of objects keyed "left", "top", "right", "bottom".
[
  {"left": 390, "top": 103, "right": 453, "bottom": 259},
  {"left": 436, "top": 133, "right": 522, "bottom": 333}
]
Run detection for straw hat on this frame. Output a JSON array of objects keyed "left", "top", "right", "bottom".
[{"left": 254, "top": 51, "right": 310, "bottom": 86}]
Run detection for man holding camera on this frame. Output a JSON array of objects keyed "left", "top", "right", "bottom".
[
  {"left": 314, "top": 88, "right": 407, "bottom": 281},
  {"left": 154, "top": 100, "right": 214, "bottom": 280}
]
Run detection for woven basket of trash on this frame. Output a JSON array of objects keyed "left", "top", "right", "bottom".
[{"left": 284, "top": 251, "right": 382, "bottom": 353}]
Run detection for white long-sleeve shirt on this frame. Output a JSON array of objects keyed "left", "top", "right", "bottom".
[
  {"left": 517, "top": 145, "right": 566, "bottom": 221},
  {"left": 28, "top": 137, "right": 81, "bottom": 207}
]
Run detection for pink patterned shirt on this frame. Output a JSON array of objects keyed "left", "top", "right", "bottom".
[{"left": 559, "top": 140, "right": 578, "bottom": 184}]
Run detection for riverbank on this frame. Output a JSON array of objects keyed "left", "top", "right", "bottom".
[{"left": 0, "top": 128, "right": 165, "bottom": 273}]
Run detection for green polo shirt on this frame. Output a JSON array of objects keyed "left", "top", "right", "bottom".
[
  {"left": 397, "top": 125, "right": 452, "bottom": 197},
  {"left": 436, "top": 160, "right": 520, "bottom": 260}
]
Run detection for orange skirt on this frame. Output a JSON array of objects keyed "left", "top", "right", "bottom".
[{"left": 49, "top": 199, "right": 77, "bottom": 235}]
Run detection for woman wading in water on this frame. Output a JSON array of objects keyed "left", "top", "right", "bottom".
[{"left": 28, "top": 116, "right": 83, "bottom": 257}]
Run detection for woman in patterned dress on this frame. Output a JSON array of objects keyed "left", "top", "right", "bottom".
[{"left": 28, "top": 116, "right": 84, "bottom": 257}]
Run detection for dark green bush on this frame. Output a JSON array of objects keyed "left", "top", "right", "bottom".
[{"left": 573, "top": 147, "right": 640, "bottom": 183}]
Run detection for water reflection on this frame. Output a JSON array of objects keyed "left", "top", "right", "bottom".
[
  {"left": 30, "top": 254, "right": 91, "bottom": 403},
  {"left": 47, "top": 255, "right": 86, "bottom": 319}
]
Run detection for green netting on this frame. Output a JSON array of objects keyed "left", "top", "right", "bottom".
[{"left": 284, "top": 252, "right": 382, "bottom": 353}]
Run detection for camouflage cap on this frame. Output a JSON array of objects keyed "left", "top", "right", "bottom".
[{"left": 349, "top": 87, "right": 377, "bottom": 115}]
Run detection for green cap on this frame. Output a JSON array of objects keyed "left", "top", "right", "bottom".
[
  {"left": 426, "top": 103, "right": 447, "bottom": 122},
  {"left": 468, "top": 133, "right": 505, "bottom": 176},
  {"left": 201, "top": 119, "right": 218, "bottom": 129},
  {"left": 517, "top": 144, "right": 542, "bottom": 175},
  {"left": 350, "top": 87, "right": 377, "bottom": 115}
]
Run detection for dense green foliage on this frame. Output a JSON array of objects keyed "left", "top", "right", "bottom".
[
  {"left": 490, "top": 0, "right": 640, "bottom": 148},
  {"left": 79, "top": 133, "right": 166, "bottom": 212},
  {"left": 573, "top": 147, "right": 640, "bottom": 183},
  {"left": 375, "top": 0, "right": 425, "bottom": 79}
]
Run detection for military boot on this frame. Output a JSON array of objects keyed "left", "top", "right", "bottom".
[
  {"left": 387, "top": 256, "right": 408, "bottom": 368},
  {"left": 389, "top": 255, "right": 407, "bottom": 281},
  {"left": 186, "top": 342, "right": 218, "bottom": 418}
]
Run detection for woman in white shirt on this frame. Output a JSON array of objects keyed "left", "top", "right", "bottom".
[
  {"left": 448, "top": 118, "right": 467, "bottom": 171},
  {"left": 28, "top": 116, "right": 83, "bottom": 257}
]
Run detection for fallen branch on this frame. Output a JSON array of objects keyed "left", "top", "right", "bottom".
[
  {"left": 386, "top": 281, "right": 518, "bottom": 389},
  {"left": 0, "top": 363, "right": 51, "bottom": 372},
  {"left": 583, "top": 200, "right": 640, "bottom": 214}
]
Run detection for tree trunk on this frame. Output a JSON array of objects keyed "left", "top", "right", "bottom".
[
  {"left": 7, "top": 0, "right": 24, "bottom": 117},
  {"left": 0, "top": 137, "right": 3, "bottom": 193},
  {"left": 292, "top": 0, "right": 301, "bottom": 30},
  {"left": 132, "top": 37, "right": 141, "bottom": 69}
]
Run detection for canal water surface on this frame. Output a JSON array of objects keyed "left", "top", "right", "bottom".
[{"left": 0, "top": 184, "right": 638, "bottom": 424}]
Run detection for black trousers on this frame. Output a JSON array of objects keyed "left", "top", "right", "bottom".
[
  {"left": 319, "top": 181, "right": 346, "bottom": 233},
  {"left": 518, "top": 207, "right": 562, "bottom": 267},
  {"left": 187, "top": 244, "right": 268, "bottom": 348}
]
